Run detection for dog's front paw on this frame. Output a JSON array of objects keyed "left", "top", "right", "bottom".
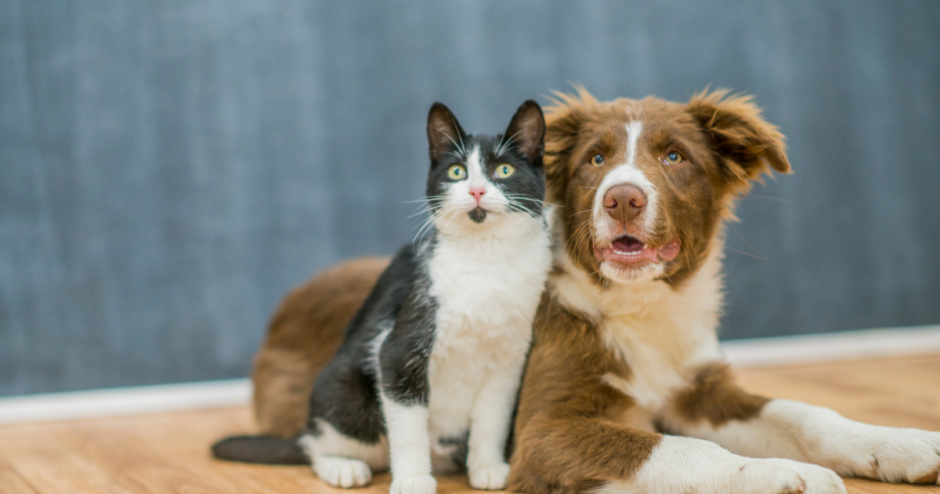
[
  {"left": 846, "top": 428, "right": 940, "bottom": 484},
  {"left": 469, "top": 462, "right": 511, "bottom": 490},
  {"left": 390, "top": 475, "right": 437, "bottom": 494},
  {"left": 739, "top": 459, "right": 845, "bottom": 494}
]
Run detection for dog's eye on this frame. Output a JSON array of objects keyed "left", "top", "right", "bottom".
[
  {"left": 495, "top": 164, "right": 515, "bottom": 179},
  {"left": 590, "top": 154, "right": 605, "bottom": 166},
  {"left": 663, "top": 151, "right": 684, "bottom": 165},
  {"left": 447, "top": 164, "right": 467, "bottom": 180}
]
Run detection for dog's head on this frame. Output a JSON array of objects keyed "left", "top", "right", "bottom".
[{"left": 545, "top": 88, "right": 790, "bottom": 285}]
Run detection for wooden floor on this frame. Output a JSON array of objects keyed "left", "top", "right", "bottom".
[{"left": 1, "top": 355, "right": 939, "bottom": 494}]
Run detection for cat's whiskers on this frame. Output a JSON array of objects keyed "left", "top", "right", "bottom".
[
  {"left": 403, "top": 196, "right": 447, "bottom": 204},
  {"left": 503, "top": 194, "right": 553, "bottom": 209},
  {"left": 412, "top": 207, "right": 450, "bottom": 246},
  {"left": 407, "top": 197, "right": 447, "bottom": 220}
]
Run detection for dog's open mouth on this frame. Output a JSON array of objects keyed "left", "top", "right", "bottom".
[{"left": 594, "top": 235, "right": 681, "bottom": 266}]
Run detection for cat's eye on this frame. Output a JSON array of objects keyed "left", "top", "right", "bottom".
[
  {"left": 495, "top": 164, "right": 515, "bottom": 179},
  {"left": 590, "top": 154, "right": 605, "bottom": 167},
  {"left": 447, "top": 164, "right": 467, "bottom": 180},
  {"left": 663, "top": 151, "right": 684, "bottom": 166}
]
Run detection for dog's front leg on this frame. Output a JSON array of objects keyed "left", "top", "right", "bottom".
[
  {"left": 607, "top": 434, "right": 846, "bottom": 494},
  {"left": 663, "top": 364, "right": 940, "bottom": 484},
  {"left": 511, "top": 416, "right": 845, "bottom": 494}
]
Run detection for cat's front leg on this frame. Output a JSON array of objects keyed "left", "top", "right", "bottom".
[
  {"left": 378, "top": 310, "right": 439, "bottom": 494},
  {"left": 466, "top": 371, "right": 522, "bottom": 490},
  {"left": 381, "top": 396, "right": 437, "bottom": 494}
]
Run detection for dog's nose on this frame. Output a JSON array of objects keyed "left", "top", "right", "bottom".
[{"left": 603, "top": 184, "right": 647, "bottom": 223}]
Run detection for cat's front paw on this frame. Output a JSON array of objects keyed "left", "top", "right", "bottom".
[
  {"left": 314, "top": 456, "right": 373, "bottom": 488},
  {"left": 842, "top": 428, "right": 940, "bottom": 484},
  {"left": 469, "top": 462, "right": 511, "bottom": 490},
  {"left": 390, "top": 475, "right": 437, "bottom": 494}
]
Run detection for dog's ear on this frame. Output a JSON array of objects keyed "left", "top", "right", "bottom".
[
  {"left": 687, "top": 89, "right": 790, "bottom": 189},
  {"left": 427, "top": 102, "right": 467, "bottom": 162},
  {"left": 543, "top": 86, "right": 596, "bottom": 202}
]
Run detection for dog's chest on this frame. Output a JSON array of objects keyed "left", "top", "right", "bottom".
[
  {"left": 553, "top": 259, "right": 725, "bottom": 415},
  {"left": 597, "top": 296, "right": 723, "bottom": 415},
  {"left": 600, "top": 318, "right": 697, "bottom": 413}
]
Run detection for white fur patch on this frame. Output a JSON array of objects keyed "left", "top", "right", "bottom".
[
  {"left": 300, "top": 419, "right": 390, "bottom": 469},
  {"left": 381, "top": 396, "right": 436, "bottom": 489},
  {"left": 299, "top": 419, "right": 389, "bottom": 488},
  {"left": 466, "top": 145, "right": 485, "bottom": 187},
  {"left": 595, "top": 435, "right": 846, "bottom": 494}
]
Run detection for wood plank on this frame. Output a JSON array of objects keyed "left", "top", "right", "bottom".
[
  {"left": 0, "top": 461, "right": 40, "bottom": 494},
  {"left": 0, "top": 355, "right": 938, "bottom": 493},
  {"left": 2, "top": 447, "right": 135, "bottom": 494}
]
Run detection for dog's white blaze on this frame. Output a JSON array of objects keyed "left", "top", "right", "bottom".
[
  {"left": 591, "top": 120, "right": 660, "bottom": 249},
  {"left": 625, "top": 120, "right": 643, "bottom": 169}
]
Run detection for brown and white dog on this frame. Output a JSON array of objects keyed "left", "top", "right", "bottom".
[{"left": 247, "top": 89, "right": 940, "bottom": 493}]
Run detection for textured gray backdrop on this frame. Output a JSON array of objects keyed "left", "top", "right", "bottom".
[{"left": 2, "top": 0, "right": 938, "bottom": 397}]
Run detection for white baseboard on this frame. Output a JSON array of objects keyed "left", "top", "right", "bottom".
[
  {"left": 721, "top": 324, "right": 940, "bottom": 368},
  {"left": 0, "top": 379, "right": 251, "bottom": 425},
  {"left": 1, "top": 325, "right": 938, "bottom": 425}
]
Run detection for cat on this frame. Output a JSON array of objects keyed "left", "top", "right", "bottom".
[{"left": 213, "top": 100, "right": 553, "bottom": 494}]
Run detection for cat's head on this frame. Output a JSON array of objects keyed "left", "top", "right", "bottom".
[{"left": 425, "top": 100, "right": 547, "bottom": 233}]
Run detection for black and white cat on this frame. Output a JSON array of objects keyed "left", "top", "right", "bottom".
[
  {"left": 303, "top": 101, "right": 552, "bottom": 494},
  {"left": 214, "top": 101, "right": 552, "bottom": 494}
]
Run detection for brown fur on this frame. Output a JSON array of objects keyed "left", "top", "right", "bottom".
[
  {"left": 507, "top": 293, "right": 661, "bottom": 494},
  {"left": 251, "top": 256, "right": 389, "bottom": 437},
  {"left": 670, "top": 364, "right": 770, "bottom": 427}
]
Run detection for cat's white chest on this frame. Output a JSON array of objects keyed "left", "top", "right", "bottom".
[{"left": 424, "top": 226, "right": 552, "bottom": 440}]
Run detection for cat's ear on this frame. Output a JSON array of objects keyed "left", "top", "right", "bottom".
[
  {"left": 503, "top": 100, "right": 545, "bottom": 164},
  {"left": 427, "top": 103, "right": 467, "bottom": 162}
]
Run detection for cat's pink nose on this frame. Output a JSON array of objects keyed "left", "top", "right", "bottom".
[{"left": 469, "top": 187, "right": 486, "bottom": 205}]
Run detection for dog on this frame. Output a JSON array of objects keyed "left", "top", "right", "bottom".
[{"left": 245, "top": 89, "right": 940, "bottom": 493}]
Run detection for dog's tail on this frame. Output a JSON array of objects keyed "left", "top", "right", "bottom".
[{"left": 211, "top": 435, "right": 308, "bottom": 465}]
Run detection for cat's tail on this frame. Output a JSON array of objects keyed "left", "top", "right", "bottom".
[{"left": 211, "top": 434, "right": 308, "bottom": 465}]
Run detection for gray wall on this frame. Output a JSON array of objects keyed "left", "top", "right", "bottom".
[{"left": 2, "top": 0, "right": 938, "bottom": 397}]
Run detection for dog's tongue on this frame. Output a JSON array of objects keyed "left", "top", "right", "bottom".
[
  {"left": 600, "top": 237, "right": 682, "bottom": 264},
  {"left": 612, "top": 236, "right": 644, "bottom": 253}
]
